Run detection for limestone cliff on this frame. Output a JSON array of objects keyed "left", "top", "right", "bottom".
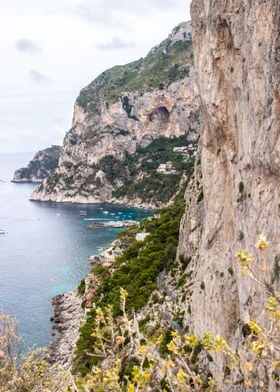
[
  {"left": 177, "top": 0, "right": 280, "bottom": 386},
  {"left": 13, "top": 145, "right": 61, "bottom": 183},
  {"left": 31, "top": 22, "right": 201, "bottom": 207}
]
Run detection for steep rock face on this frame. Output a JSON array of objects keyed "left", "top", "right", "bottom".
[
  {"left": 178, "top": 0, "right": 280, "bottom": 377},
  {"left": 31, "top": 22, "right": 201, "bottom": 207},
  {"left": 13, "top": 146, "right": 61, "bottom": 183}
]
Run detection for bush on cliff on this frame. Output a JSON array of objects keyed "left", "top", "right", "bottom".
[{"left": 73, "top": 200, "right": 185, "bottom": 374}]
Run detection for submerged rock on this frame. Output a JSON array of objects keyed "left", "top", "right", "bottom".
[{"left": 88, "top": 220, "right": 138, "bottom": 228}]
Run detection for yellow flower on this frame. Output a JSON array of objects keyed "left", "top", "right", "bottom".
[
  {"left": 137, "top": 346, "right": 148, "bottom": 356},
  {"left": 167, "top": 340, "right": 178, "bottom": 354},
  {"left": 184, "top": 335, "right": 200, "bottom": 349},
  {"left": 120, "top": 287, "right": 128, "bottom": 299},
  {"left": 177, "top": 368, "right": 188, "bottom": 384},
  {"left": 248, "top": 319, "right": 263, "bottom": 335},
  {"left": 127, "top": 383, "right": 135, "bottom": 392},
  {"left": 255, "top": 236, "right": 269, "bottom": 251},
  {"left": 235, "top": 250, "right": 253, "bottom": 267}
]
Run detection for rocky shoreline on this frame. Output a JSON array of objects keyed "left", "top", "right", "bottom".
[
  {"left": 30, "top": 194, "right": 157, "bottom": 210},
  {"left": 48, "top": 239, "right": 124, "bottom": 373},
  {"left": 12, "top": 179, "right": 42, "bottom": 184},
  {"left": 49, "top": 291, "right": 85, "bottom": 368}
]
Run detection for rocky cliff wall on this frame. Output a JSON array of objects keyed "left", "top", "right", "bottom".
[{"left": 178, "top": 0, "right": 280, "bottom": 377}]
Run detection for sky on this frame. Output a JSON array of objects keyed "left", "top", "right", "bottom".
[{"left": 0, "top": 0, "right": 191, "bottom": 153}]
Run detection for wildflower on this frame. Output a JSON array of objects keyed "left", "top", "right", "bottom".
[
  {"left": 235, "top": 250, "right": 253, "bottom": 267},
  {"left": 137, "top": 346, "right": 148, "bottom": 356},
  {"left": 127, "top": 384, "right": 135, "bottom": 392},
  {"left": 243, "top": 362, "right": 253, "bottom": 373},
  {"left": 115, "top": 336, "right": 125, "bottom": 346},
  {"left": 255, "top": 236, "right": 269, "bottom": 251},
  {"left": 244, "top": 379, "right": 253, "bottom": 388},
  {"left": 177, "top": 368, "right": 188, "bottom": 384}
]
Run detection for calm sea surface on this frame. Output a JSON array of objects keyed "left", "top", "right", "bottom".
[{"left": 0, "top": 153, "right": 150, "bottom": 350}]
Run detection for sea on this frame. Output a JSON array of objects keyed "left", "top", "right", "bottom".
[{"left": 0, "top": 153, "right": 151, "bottom": 351}]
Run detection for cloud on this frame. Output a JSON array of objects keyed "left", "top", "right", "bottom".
[
  {"left": 96, "top": 36, "right": 135, "bottom": 50},
  {"left": 66, "top": 0, "right": 184, "bottom": 29},
  {"left": 29, "top": 70, "right": 50, "bottom": 84},
  {"left": 15, "top": 39, "right": 42, "bottom": 54},
  {"left": 67, "top": 4, "right": 128, "bottom": 29}
]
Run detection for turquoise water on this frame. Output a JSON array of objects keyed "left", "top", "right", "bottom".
[{"left": 0, "top": 153, "right": 151, "bottom": 350}]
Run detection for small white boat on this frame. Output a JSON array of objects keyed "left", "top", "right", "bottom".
[{"left": 103, "top": 211, "right": 109, "bottom": 214}]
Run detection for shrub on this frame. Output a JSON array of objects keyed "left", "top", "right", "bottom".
[{"left": 73, "top": 201, "right": 185, "bottom": 371}]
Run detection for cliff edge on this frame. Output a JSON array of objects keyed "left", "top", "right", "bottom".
[
  {"left": 13, "top": 146, "right": 61, "bottom": 183},
  {"left": 31, "top": 22, "right": 201, "bottom": 208}
]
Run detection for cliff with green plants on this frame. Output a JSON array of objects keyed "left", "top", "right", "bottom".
[
  {"left": 12, "top": 145, "right": 61, "bottom": 183},
  {"left": 56, "top": 1, "right": 280, "bottom": 390},
  {"left": 3, "top": 2, "right": 279, "bottom": 391},
  {"left": 31, "top": 21, "right": 201, "bottom": 208}
]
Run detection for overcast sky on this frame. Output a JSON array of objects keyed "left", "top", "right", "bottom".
[{"left": 0, "top": 0, "right": 190, "bottom": 153}]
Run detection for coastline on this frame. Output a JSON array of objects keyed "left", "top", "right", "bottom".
[
  {"left": 30, "top": 195, "right": 158, "bottom": 211},
  {"left": 49, "top": 291, "right": 85, "bottom": 368},
  {"left": 47, "top": 239, "right": 126, "bottom": 381},
  {"left": 11, "top": 179, "right": 42, "bottom": 184},
  {"left": 44, "top": 200, "right": 152, "bottom": 382},
  {"left": 29, "top": 174, "right": 188, "bottom": 211}
]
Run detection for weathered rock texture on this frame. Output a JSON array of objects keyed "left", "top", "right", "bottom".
[
  {"left": 13, "top": 145, "right": 61, "bottom": 182},
  {"left": 178, "top": 0, "right": 280, "bottom": 387},
  {"left": 31, "top": 22, "right": 201, "bottom": 207},
  {"left": 50, "top": 291, "right": 85, "bottom": 368}
]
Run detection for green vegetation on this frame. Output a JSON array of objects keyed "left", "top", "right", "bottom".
[
  {"left": 76, "top": 33, "right": 193, "bottom": 113},
  {"left": 159, "top": 328, "right": 174, "bottom": 355},
  {"left": 117, "top": 174, "right": 181, "bottom": 204},
  {"left": 237, "top": 181, "right": 250, "bottom": 203},
  {"left": 97, "top": 202, "right": 185, "bottom": 313},
  {"left": 14, "top": 145, "right": 61, "bottom": 181},
  {"left": 95, "top": 136, "right": 196, "bottom": 204},
  {"left": 77, "top": 279, "right": 86, "bottom": 296},
  {"left": 74, "top": 241, "right": 280, "bottom": 392},
  {"left": 73, "top": 200, "right": 185, "bottom": 374}
]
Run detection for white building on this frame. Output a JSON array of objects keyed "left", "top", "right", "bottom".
[{"left": 136, "top": 232, "right": 150, "bottom": 242}]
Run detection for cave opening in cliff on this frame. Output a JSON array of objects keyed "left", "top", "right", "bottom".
[{"left": 148, "top": 106, "right": 170, "bottom": 123}]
